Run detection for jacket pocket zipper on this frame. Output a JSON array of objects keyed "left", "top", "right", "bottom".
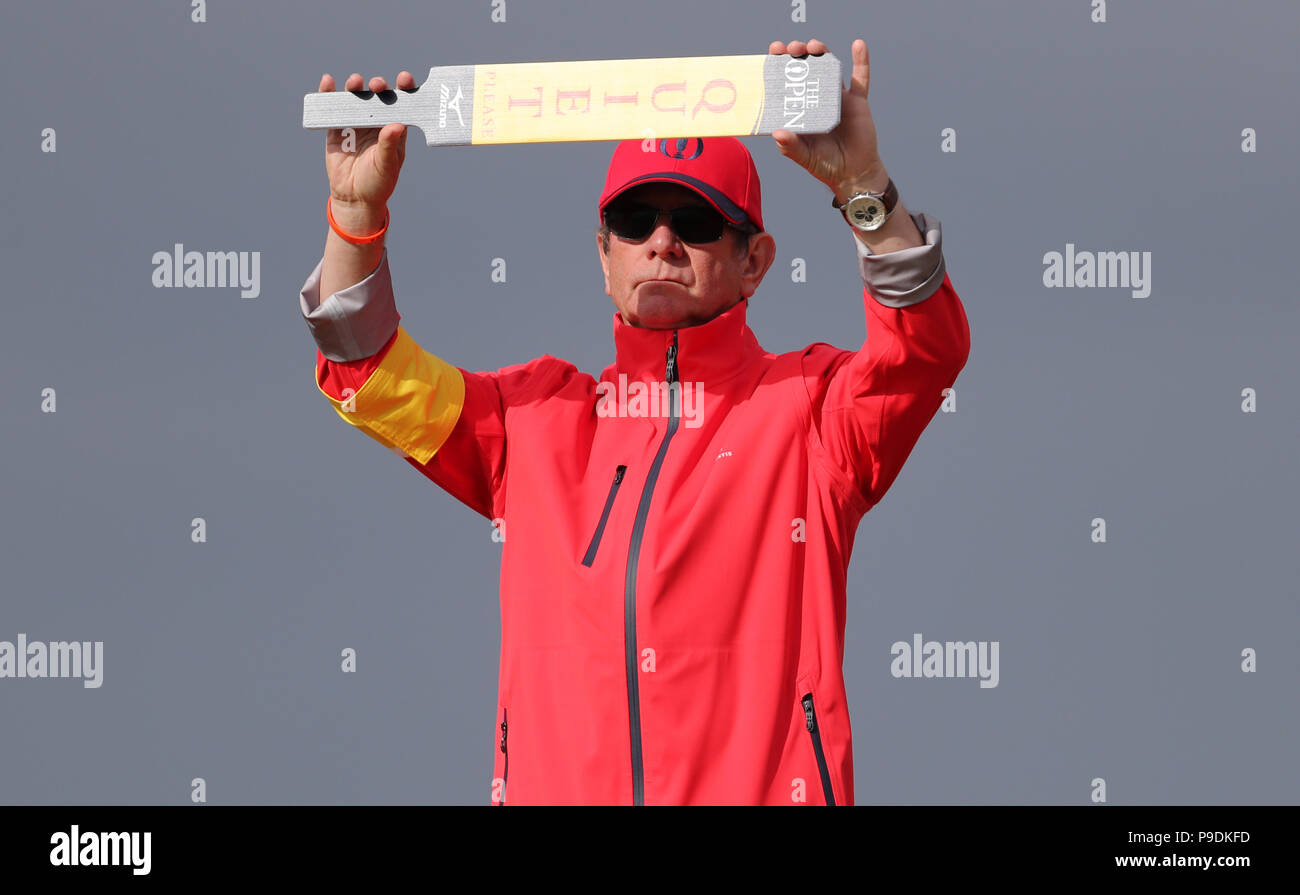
[
  {"left": 581, "top": 465, "right": 627, "bottom": 567},
  {"left": 499, "top": 708, "right": 509, "bottom": 806},
  {"left": 802, "top": 693, "right": 836, "bottom": 806}
]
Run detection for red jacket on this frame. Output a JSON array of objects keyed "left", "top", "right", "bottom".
[{"left": 300, "top": 212, "right": 969, "bottom": 804}]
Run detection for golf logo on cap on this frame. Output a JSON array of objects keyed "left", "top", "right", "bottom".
[{"left": 660, "top": 137, "right": 704, "bottom": 161}]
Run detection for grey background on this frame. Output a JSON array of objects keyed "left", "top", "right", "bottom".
[{"left": 1, "top": 0, "right": 1295, "bottom": 805}]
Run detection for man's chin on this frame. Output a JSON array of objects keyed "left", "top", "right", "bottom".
[{"left": 625, "top": 293, "right": 689, "bottom": 329}]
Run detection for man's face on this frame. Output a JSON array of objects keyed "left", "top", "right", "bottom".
[{"left": 597, "top": 183, "right": 776, "bottom": 329}]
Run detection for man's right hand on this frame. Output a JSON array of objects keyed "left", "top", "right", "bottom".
[
  {"left": 315, "top": 71, "right": 414, "bottom": 302},
  {"left": 319, "top": 71, "right": 414, "bottom": 215}
]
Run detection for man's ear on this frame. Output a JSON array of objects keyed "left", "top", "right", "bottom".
[
  {"left": 596, "top": 232, "right": 612, "bottom": 296},
  {"left": 739, "top": 232, "right": 777, "bottom": 299}
]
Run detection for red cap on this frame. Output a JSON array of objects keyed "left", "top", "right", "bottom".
[{"left": 598, "top": 136, "right": 764, "bottom": 232}]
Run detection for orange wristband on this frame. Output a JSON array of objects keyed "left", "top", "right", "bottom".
[{"left": 327, "top": 197, "right": 389, "bottom": 245}]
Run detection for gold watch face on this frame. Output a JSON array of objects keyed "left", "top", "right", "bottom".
[{"left": 846, "top": 195, "right": 886, "bottom": 230}]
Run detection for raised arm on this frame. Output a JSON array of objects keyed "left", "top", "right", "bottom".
[
  {"left": 299, "top": 70, "right": 586, "bottom": 521},
  {"left": 316, "top": 70, "right": 414, "bottom": 300},
  {"left": 770, "top": 37, "right": 970, "bottom": 510}
]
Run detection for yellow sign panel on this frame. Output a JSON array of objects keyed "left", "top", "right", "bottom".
[{"left": 471, "top": 55, "right": 767, "bottom": 144}]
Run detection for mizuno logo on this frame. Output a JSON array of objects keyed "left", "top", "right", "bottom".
[{"left": 439, "top": 83, "right": 465, "bottom": 128}]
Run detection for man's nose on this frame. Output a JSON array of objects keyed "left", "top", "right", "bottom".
[{"left": 646, "top": 214, "right": 683, "bottom": 255}]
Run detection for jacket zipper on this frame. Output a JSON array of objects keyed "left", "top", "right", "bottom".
[
  {"left": 581, "top": 465, "right": 627, "bottom": 567},
  {"left": 623, "top": 331, "right": 680, "bottom": 806},
  {"left": 498, "top": 708, "right": 509, "bottom": 806},
  {"left": 801, "top": 693, "right": 836, "bottom": 805}
]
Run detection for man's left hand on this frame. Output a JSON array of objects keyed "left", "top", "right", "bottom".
[{"left": 769, "top": 38, "right": 885, "bottom": 199}]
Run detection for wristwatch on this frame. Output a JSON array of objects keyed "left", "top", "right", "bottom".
[{"left": 831, "top": 177, "right": 899, "bottom": 231}]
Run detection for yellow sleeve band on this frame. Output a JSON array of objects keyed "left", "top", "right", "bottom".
[{"left": 314, "top": 325, "right": 466, "bottom": 465}]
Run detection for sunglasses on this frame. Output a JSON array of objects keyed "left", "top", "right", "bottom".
[{"left": 603, "top": 201, "right": 752, "bottom": 244}]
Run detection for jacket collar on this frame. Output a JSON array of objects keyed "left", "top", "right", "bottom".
[{"left": 606, "top": 297, "right": 765, "bottom": 385}]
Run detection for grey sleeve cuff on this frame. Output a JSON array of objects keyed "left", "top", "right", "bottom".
[
  {"left": 854, "top": 210, "right": 947, "bottom": 308},
  {"left": 298, "top": 249, "right": 401, "bottom": 362}
]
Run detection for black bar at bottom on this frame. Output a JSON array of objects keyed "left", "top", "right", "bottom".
[{"left": 0, "top": 805, "right": 1287, "bottom": 880}]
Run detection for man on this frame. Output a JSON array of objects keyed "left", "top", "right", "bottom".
[{"left": 298, "top": 38, "right": 969, "bottom": 805}]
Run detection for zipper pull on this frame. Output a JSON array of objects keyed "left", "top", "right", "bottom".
[
  {"left": 500, "top": 711, "right": 508, "bottom": 753},
  {"left": 614, "top": 465, "right": 626, "bottom": 484},
  {"left": 666, "top": 332, "right": 680, "bottom": 419},
  {"left": 802, "top": 695, "right": 816, "bottom": 732}
]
